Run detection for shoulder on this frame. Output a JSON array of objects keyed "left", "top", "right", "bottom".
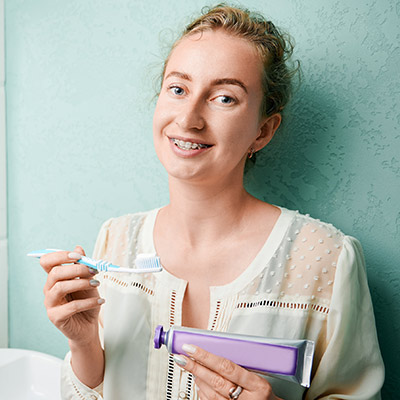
[
  {"left": 98, "top": 209, "right": 156, "bottom": 235},
  {"left": 93, "top": 208, "right": 159, "bottom": 260},
  {"left": 281, "top": 207, "right": 343, "bottom": 239},
  {"left": 278, "top": 207, "right": 361, "bottom": 300},
  {"left": 280, "top": 207, "right": 347, "bottom": 255}
]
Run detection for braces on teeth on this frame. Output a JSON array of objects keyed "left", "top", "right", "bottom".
[{"left": 172, "top": 139, "right": 210, "bottom": 150}]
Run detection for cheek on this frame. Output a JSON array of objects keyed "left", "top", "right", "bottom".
[
  {"left": 153, "top": 97, "right": 172, "bottom": 137},
  {"left": 223, "top": 116, "right": 259, "bottom": 148}
]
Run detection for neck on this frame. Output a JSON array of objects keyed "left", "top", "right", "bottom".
[{"left": 163, "top": 175, "right": 257, "bottom": 246}]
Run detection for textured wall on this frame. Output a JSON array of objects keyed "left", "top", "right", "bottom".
[{"left": 5, "top": 0, "right": 399, "bottom": 397}]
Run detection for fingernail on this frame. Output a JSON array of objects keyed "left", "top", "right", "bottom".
[
  {"left": 182, "top": 344, "right": 196, "bottom": 355},
  {"left": 68, "top": 252, "right": 82, "bottom": 260},
  {"left": 90, "top": 279, "right": 100, "bottom": 287},
  {"left": 173, "top": 354, "right": 187, "bottom": 366},
  {"left": 97, "top": 298, "right": 105, "bottom": 305},
  {"left": 89, "top": 268, "right": 98, "bottom": 275}
]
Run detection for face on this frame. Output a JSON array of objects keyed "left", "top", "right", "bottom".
[{"left": 153, "top": 29, "right": 273, "bottom": 185}]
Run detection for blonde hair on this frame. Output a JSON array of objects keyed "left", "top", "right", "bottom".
[{"left": 161, "top": 3, "right": 299, "bottom": 119}]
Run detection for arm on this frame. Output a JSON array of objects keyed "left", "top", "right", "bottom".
[
  {"left": 306, "top": 236, "right": 384, "bottom": 399},
  {"left": 40, "top": 246, "right": 105, "bottom": 389},
  {"left": 69, "top": 334, "right": 104, "bottom": 389}
]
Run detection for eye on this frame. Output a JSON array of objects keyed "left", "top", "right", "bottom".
[
  {"left": 214, "top": 95, "right": 236, "bottom": 105},
  {"left": 168, "top": 85, "right": 185, "bottom": 96}
]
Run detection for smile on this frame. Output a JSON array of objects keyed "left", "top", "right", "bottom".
[{"left": 171, "top": 139, "right": 212, "bottom": 150}]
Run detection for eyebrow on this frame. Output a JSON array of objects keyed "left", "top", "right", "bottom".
[{"left": 164, "top": 71, "right": 248, "bottom": 94}]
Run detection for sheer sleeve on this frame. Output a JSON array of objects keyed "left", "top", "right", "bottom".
[
  {"left": 61, "top": 352, "right": 104, "bottom": 399},
  {"left": 306, "top": 236, "right": 384, "bottom": 399}
]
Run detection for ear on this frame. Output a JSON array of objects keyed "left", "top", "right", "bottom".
[{"left": 252, "top": 113, "right": 282, "bottom": 152}]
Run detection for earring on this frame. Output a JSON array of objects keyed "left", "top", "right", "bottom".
[{"left": 248, "top": 147, "right": 255, "bottom": 159}]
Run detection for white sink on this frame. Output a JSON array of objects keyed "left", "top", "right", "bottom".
[{"left": 0, "top": 348, "right": 63, "bottom": 399}]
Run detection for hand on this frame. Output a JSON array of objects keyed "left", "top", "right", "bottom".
[
  {"left": 40, "top": 246, "right": 104, "bottom": 344},
  {"left": 173, "top": 344, "right": 282, "bottom": 400}
]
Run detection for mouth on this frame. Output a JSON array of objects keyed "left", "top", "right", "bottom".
[{"left": 171, "top": 138, "right": 213, "bottom": 151}]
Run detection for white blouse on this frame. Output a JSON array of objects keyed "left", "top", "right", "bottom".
[{"left": 61, "top": 207, "right": 384, "bottom": 399}]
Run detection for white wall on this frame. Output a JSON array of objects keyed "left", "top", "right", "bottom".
[{"left": 0, "top": 0, "right": 8, "bottom": 348}]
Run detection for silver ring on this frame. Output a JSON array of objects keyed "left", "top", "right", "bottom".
[{"left": 229, "top": 385, "right": 243, "bottom": 399}]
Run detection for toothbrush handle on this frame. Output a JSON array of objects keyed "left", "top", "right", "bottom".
[{"left": 78, "top": 256, "right": 120, "bottom": 272}]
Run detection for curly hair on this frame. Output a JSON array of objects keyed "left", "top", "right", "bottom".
[{"left": 161, "top": 3, "right": 299, "bottom": 119}]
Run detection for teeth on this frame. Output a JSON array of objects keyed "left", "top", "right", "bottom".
[{"left": 172, "top": 139, "right": 209, "bottom": 150}]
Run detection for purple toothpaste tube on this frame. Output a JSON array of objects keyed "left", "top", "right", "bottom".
[{"left": 154, "top": 325, "right": 314, "bottom": 387}]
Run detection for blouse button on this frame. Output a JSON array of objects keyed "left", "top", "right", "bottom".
[
  {"left": 179, "top": 391, "right": 187, "bottom": 399},
  {"left": 90, "top": 396, "right": 98, "bottom": 400}
]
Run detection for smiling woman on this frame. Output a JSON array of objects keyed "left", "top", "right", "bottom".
[
  {"left": 153, "top": 29, "right": 280, "bottom": 185},
  {"left": 36, "top": 4, "right": 384, "bottom": 400}
]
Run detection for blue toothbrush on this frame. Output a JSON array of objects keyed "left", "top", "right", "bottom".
[{"left": 27, "top": 249, "right": 162, "bottom": 273}]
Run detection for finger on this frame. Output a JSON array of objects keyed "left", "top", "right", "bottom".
[
  {"left": 173, "top": 354, "right": 234, "bottom": 398},
  {"left": 40, "top": 250, "right": 80, "bottom": 274},
  {"left": 180, "top": 344, "right": 270, "bottom": 392},
  {"left": 45, "top": 263, "right": 97, "bottom": 291},
  {"left": 194, "top": 376, "right": 230, "bottom": 400},
  {"left": 45, "top": 278, "right": 99, "bottom": 308},
  {"left": 73, "top": 245, "right": 86, "bottom": 257},
  {"left": 47, "top": 297, "right": 104, "bottom": 325}
]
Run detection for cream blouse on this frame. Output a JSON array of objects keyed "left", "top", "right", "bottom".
[{"left": 61, "top": 207, "right": 384, "bottom": 400}]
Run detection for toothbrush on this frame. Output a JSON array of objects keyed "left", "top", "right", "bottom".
[{"left": 27, "top": 249, "right": 162, "bottom": 273}]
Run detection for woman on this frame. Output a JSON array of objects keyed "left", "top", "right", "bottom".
[{"left": 40, "top": 5, "right": 384, "bottom": 400}]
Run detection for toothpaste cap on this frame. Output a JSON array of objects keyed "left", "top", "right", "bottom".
[{"left": 154, "top": 325, "right": 165, "bottom": 349}]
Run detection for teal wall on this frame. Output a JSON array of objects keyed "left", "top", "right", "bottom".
[{"left": 5, "top": 0, "right": 399, "bottom": 397}]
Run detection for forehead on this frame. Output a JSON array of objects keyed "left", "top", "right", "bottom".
[{"left": 165, "top": 29, "right": 263, "bottom": 88}]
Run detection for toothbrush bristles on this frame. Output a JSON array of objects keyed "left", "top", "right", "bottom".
[{"left": 134, "top": 255, "right": 162, "bottom": 271}]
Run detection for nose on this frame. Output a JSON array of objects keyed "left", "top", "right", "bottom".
[{"left": 175, "top": 98, "right": 205, "bottom": 131}]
